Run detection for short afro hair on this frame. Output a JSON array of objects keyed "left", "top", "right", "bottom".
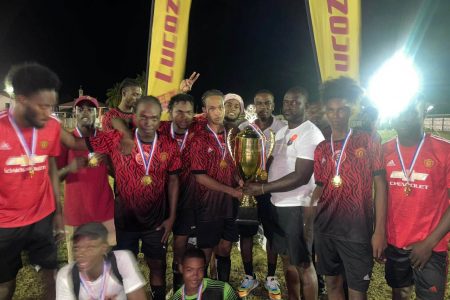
[
  {"left": 182, "top": 247, "right": 206, "bottom": 264},
  {"left": 168, "top": 93, "right": 195, "bottom": 111},
  {"left": 6, "top": 62, "right": 60, "bottom": 97},
  {"left": 201, "top": 89, "right": 224, "bottom": 107},
  {"left": 135, "top": 95, "right": 162, "bottom": 114},
  {"left": 320, "top": 76, "right": 363, "bottom": 105}
]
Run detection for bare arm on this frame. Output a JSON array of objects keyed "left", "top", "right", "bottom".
[
  {"left": 60, "top": 128, "right": 88, "bottom": 150},
  {"left": 372, "top": 174, "right": 387, "bottom": 259},
  {"left": 157, "top": 174, "right": 179, "bottom": 243},
  {"left": 194, "top": 174, "right": 242, "bottom": 199},
  {"left": 111, "top": 118, "right": 133, "bottom": 140},
  {"left": 126, "top": 287, "right": 147, "bottom": 300},
  {"left": 49, "top": 157, "right": 64, "bottom": 239}
]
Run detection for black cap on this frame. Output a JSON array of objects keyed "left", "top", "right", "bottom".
[{"left": 73, "top": 222, "right": 108, "bottom": 242}]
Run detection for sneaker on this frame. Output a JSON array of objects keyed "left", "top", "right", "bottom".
[
  {"left": 238, "top": 274, "right": 259, "bottom": 298},
  {"left": 265, "top": 276, "right": 282, "bottom": 300}
]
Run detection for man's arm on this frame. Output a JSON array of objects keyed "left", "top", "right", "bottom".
[
  {"left": 244, "top": 158, "right": 314, "bottom": 196},
  {"left": 372, "top": 174, "right": 387, "bottom": 260},
  {"left": 157, "top": 173, "right": 179, "bottom": 243},
  {"left": 111, "top": 118, "right": 133, "bottom": 140},
  {"left": 49, "top": 157, "right": 64, "bottom": 240},
  {"left": 57, "top": 157, "right": 87, "bottom": 180},
  {"left": 60, "top": 128, "right": 89, "bottom": 150},
  {"left": 194, "top": 174, "right": 242, "bottom": 199}
]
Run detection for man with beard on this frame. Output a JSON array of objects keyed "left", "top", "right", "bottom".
[
  {"left": 189, "top": 90, "right": 242, "bottom": 283},
  {"left": 236, "top": 89, "right": 286, "bottom": 299},
  {"left": 57, "top": 96, "right": 115, "bottom": 262},
  {"left": 101, "top": 78, "right": 142, "bottom": 131},
  {"left": 312, "top": 77, "right": 386, "bottom": 300},
  {"left": 244, "top": 87, "right": 324, "bottom": 300},
  {"left": 0, "top": 62, "right": 63, "bottom": 300},
  {"left": 87, "top": 96, "right": 181, "bottom": 300},
  {"left": 223, "top": 93, "right": 245, "bottom": 129},
  {"left": 383, "top": 98, "right": 449, "bottom": 300}
]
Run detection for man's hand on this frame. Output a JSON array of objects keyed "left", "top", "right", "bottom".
[
  {"left": 67, "top": 157, "right": 88, "bottom": 173},
  {"left": 179, "top": 72, "right": 200, "bottom": 93},
  {"left": 404, "top": 239, "right": 433, "bottom": 270},
  {"left": 53, "top": 212, "right": 65, "bottom": 243},
  {"left": 229, "top": 187, "right": 243, "bottom": 199},
  {"left": 119, "top": 136, "right": 134, "bottom": 155},
  {"left": 157, "top": 217, "right": 175, "bottom": 243},
  {"left": 243, "top": 182, "right": 263, "bottom": 196},
  {"left": 372, "top": 231, "right": 387, "bottom": 263}
]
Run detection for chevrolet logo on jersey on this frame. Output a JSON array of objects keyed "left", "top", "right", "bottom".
[{"left": 6, "top": 155, "right": 48, "bottom": 167}]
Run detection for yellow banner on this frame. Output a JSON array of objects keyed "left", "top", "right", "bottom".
[
  {"left": 307, "top": 0, "right": 361, "bottom": 81},
  {"left": 147, "top": 0, "right": 192, "bottom": 119}
]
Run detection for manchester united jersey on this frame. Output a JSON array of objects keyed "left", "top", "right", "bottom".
[
  {"left": 101, "top": 108, "right": 135, "bottom": 131},
  {"left": 190, "top": 124, "right": 238, "bottom": 220},
  {"left": 0, "top": 111, "right": 60, "bottom": 227},
  {"left": 314, "top": 130, "right": 384, "bottom": 243},
  {"left": 88, "top": 130, "right": 181, "bottom": 231},
  {"left": 383, "top": 134, "right": 450, "bottom": 252}
]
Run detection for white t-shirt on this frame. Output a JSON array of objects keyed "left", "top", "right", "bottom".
[
  {"left": 238, "top": 116, "right": 287, "bottom": 139},
  {"left": 269, "top": 120, "right": 324, "bottom": 207},
  {"left": 56, "top": 250, "right": 146, "bottom": 300}
]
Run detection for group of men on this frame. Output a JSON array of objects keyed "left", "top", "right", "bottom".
[{"left": 0, "top": 62, "right": 448, "bottom": 300}]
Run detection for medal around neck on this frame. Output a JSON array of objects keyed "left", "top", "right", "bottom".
[
  {"left": 135, "top": 129, "right": 157, "bottom": 186},
  {"left": 330, "top": 129, "right": 353, "bottom": 189}
]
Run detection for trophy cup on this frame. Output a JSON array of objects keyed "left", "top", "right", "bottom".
[{"left": 227, "top": 105, "right": 275, "bottom": 225}]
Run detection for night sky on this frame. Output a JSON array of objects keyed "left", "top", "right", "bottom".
[{"left": 1, "top": 0, "right": 449, "bottom": 113}]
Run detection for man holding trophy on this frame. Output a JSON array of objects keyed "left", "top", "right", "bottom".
[
  {"left": 189, "top": 90, "right": 243, "bottom": 283},
  {"left": 244, "top": 87, "right": 324, "bottom": 300}
]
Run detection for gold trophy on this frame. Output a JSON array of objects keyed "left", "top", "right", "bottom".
[{"left": 227, "top": 105, "right": 275, "bottom": 225}]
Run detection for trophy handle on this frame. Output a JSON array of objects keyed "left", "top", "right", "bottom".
[
  {"left": 266, "top": 129, "right": 276, "bottom": 158},
  {"left": 227, "top": 127, "right": 236, "bottom": 163}
]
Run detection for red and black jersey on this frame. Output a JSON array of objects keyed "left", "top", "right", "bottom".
[
  {"left": 190, "top": 124, "right": 238, "bottom": 220},
  {"left": 384, "top": 134, "right": 450, "bottom": 252},
  {"left": 101, "top": 108, "right": 135, "bottom": 131},
  {"left": 88, "top": 130, "right": 181, "bottom": 231},
  {"left": 314, "top": 130, "right": 384, "bottom": 243}
]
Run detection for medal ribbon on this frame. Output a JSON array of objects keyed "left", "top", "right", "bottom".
[
  {"left": 135, "top": 129, "right": 158, "bottom": 176},
  {"left": 181, "top": 280, "right": 204, "bottom": 300},
  {"left": 8, "top": 111, "right": 37, "bottom": 170},
  {"left": 79, "top": 261, "right": 109, "bottom": 300},
  {"left": 330, "top": 129, "right": 353, "bottom": 177},
  {"left": 396, "top": 132, "right": 426, "bottom": 184},
  {"left": 207, "top": 124, "right": 227, "bottom": 161},
  {"left": 248, "top": 123, "right": 267, "bottom": 171},
  {"left": 170, "top": 122, "right": 189, "bottom": 151}
]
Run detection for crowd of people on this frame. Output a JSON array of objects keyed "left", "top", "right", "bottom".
[{"left": 0, "top": 62, "right": 448, "bottom": 300}]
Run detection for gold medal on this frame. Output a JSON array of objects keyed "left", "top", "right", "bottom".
[
  {"left": 404, "top": 184, "right": 412, "bottom": 196},
  {"left": 220, "top": 159, "right": 228, "bottom": 169},
  {"left": 331, "top": 175, "right": 343, "bottom": 188},
  {"left": 88, "top": 156, "right": 99, "bottom": 167},
  {"left": 141, "top": 175, "right": 152, "bottom": 186},
  {"left": 259, "top": 169, "right": 268, "bottom": 181}
]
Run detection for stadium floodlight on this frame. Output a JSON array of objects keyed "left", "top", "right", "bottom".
[
  {"left": 4, "top": 85, "right": 14, "bottom": 96},
  {"left": 368, "top": 51, "right": 421, "bottom": 121}
]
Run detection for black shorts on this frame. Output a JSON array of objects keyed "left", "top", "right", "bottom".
[
  {"left": 237, "top": 194, "right": 276, "bottom": 239},
  {"left": 0, "top": 213, "right": 57, "bottom": 283},
  {"left": 197, "top": 218, "right": 239, "bottom": 249},
  {"left": 115, "top": 228, "right": 166, "bottom": 261},
  {"left": 173, "top": 209, "right": 196, "bottom": 236},
  {"left": 314, "top": 236, "right": 373, "bottom": 292},
  {"left": 385, "top": 244, "right": 448, "bottom": 300},
  {"left": 271, "top": 204, "right": 310, "bottom": 266}
]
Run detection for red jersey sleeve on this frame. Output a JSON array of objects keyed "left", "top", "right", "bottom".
[
  {"left": 48, "top": 118, "right": 61, "bottom": 157},
  {"left": 447, "top": 149, "right": 450, "bottom": 189},
  {"left": 190, "top": 135, "right": 208, "bottom": 174},
  {"left": 101, "top": 111, "right": 113, "bottom": 131},
  {"left": 314, "top": 141, "right": 325, "bottom": 186},
  {"left": 368, "top": 134, "right": 385, "bottom": 176},
  {"left": 56, "top": 144, "right": 69, "bottom": 169},
  {"left": 88, "top": 130, "right": 122, "bottom": 155}
]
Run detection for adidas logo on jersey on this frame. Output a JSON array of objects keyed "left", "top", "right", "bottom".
[
  {"left": 386, "top": 160, "right": 396, "bottom": 167},
  {"left": 207, "top": 147, "right": 213, "bottom": 153},
  {"left": 0, "top": 142, "right": 11, "bottom": 150}
]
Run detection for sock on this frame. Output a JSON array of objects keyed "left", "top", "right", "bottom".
[
  {"left": 151, "top": 285, "right": 166, "bottom": 300},
  {"left": 172, "top": 262, "right": 183, "bottom": 292},
  {"left": 243, "top": 261, "right": 254, "bottom": 277},
  {"left": 216, "top": 255, "right": 231, "bottom": 282},
  {"left": 267, "top": 262, "right": 276, "bottom": 277}
]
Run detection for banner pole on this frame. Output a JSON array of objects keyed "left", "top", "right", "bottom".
[{"left": 145, "top": 0, "right": 156, "bottom": 95}]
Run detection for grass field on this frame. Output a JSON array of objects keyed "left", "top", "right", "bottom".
[{"left": 12, "top": 130, "right": 450, "bottom": 299}]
